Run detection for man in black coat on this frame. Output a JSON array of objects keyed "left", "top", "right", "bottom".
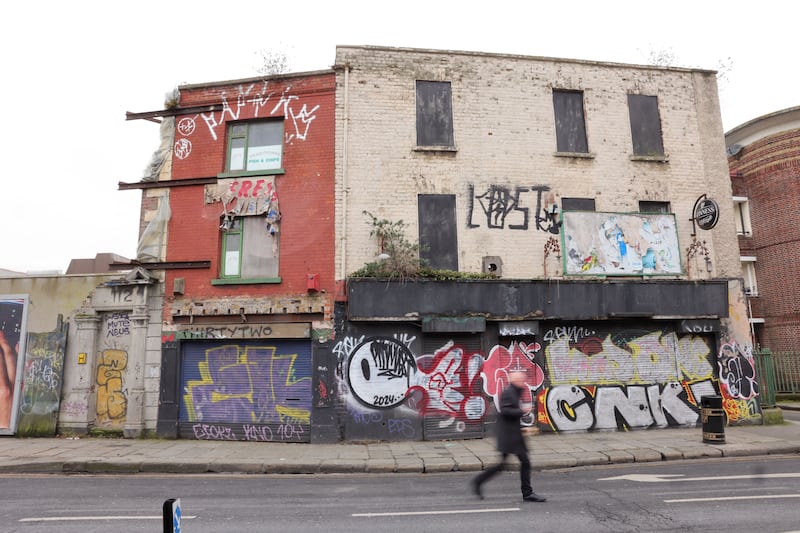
[{"left": 471, "top": 370, "right": 546, "bottom": 502}]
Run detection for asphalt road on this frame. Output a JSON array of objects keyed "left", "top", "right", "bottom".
[
  {"left": 781, "top": 408, "right": 800, "bottom": 423},
  {"left": 2, "top": 456, "right": 799, "bottom": 532}
]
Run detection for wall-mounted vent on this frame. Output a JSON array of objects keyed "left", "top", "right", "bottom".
[{"left": 482, "top": 256, "right": 503, "bottom": 277}]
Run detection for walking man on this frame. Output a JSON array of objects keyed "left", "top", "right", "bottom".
[{"left": 471, "top": 370, "right": 546, "bottom": 502}]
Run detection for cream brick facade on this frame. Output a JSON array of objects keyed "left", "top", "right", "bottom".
[{"left": 334, "top": 46, "right": 740, "bottom": 281}]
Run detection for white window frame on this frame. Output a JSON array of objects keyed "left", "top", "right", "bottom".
[
  {"left": 733, "top": 196, "right": 752, "bottom": 236},
  {"left": 741, "top": 256, "right": 758, "bottom": 296}
]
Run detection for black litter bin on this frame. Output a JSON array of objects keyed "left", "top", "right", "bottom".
[{"left": 701, "top": 395, "right": 726, "bottom": 444}]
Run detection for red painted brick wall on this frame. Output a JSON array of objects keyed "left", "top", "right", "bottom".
[
  {"left": 162, "top": 73, "right": 336, "bottom": 321},
  {"left": 729, "top": 128, "right": 800, "bottom": 351}
]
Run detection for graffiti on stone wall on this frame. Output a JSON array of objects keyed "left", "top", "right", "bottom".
[
  {"left": 61, "top": 400, "right": 88, "bottom": 418},
  {"left": 466, "top": 184, "right": 560, "bottom": 233},
  {"left": 105, "top": 313, "right": 131, "bottom": 338},
  {"left": 96, "top": 349, "right": 128, "bottom": 425},
  {"left": 183, "top": 344, "right": 311, "bottom": 426},
  {"left": 174, "top": 82, "right": 321, "bottom": 161}
]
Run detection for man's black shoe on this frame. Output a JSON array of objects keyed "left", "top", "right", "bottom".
[
  {"left": 522, "top": 493, "right": 547, "bottom": 502},
  {"left": 470, "top": 478, "right": 484, "bottom": 500}
]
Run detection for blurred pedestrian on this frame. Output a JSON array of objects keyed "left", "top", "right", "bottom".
[{"left": 471, "top": 370, "right": 546, "bottom": 502}]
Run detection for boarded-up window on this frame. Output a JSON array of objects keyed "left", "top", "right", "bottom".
[
  {"left": 561, "top": 197, "right": 596, "bottom": 211},
  {"left": 416, "top": 81, "right": 454, "bottom": 147},
  {"left": 553, "top": 90, "right": 588, "bottom": 153},
  {"left": 628, "top": 94, "right": 665, "bottom": 157},
  {"left": 639, "top": 201, "right": 671, "bottom": 213},
  {"left": 418, "top": 194, "right": 458, "bottom": 270}
]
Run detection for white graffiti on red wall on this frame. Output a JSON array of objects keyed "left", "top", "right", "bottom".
[
  {"left": 412, "top": 341, "right": 486, "bottom": 422},
  {"left": 183, "top": 345, "right": 311, "bottom": 426},
  {"left": 194, "top": 83, "right": 320, "bottom": 144},
  {"left": 481, "top": 341, "right": 544, "bottom": 410},
  {"left": 177, "top": 117, "right": 196, "bottom": 136}
]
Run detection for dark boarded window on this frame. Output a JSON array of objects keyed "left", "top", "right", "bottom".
[
  {"left": 561, "top": 197, "right": 596, "bottom": 211},
  {"left": 416, "top": 81, "right": 454, "bottom": 147},
  {"left": 418, "top": 194, "right": 458, "bottom": 270},
  {"left": 553, "top": 90, "right": 589, "bottom": 153},
  {"left": 628, "top": 94, "right": 665, "bottom": 157},
  {"left": 639, "top": 201, "right": 671, "bottom": 213}
]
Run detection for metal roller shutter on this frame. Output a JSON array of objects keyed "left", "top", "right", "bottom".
[
  {"left": 179, "top": 339, "right": 312, "bottom": 442},
  {"left": 420, "top": 334, "right": 485, "bottom": 440}
]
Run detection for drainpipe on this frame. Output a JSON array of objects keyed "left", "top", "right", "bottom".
[{"left": 340, "top": 64, "right": 351, "bottom": 281}]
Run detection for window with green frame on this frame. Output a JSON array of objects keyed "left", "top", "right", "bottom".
[
  {"left": 226, "top": 120, "right": 284, "bottom": 174},
  {"left": 218, "top": 216, "right": 280, "bottom": 282}
]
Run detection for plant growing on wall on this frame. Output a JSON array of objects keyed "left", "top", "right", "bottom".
[
  {"left": 352, "top": 211, "right": 424, "bottom": 279},
  {"left": 351, "top": 211, "right": 498, "bottom": 280}
]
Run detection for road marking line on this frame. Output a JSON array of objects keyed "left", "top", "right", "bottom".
[
  {"left": 353, "top": 508, "right": 520, "bottom": 517},
  {"left": 19, "top": 515, "right": 197, "bottom": 522},
  {"left": 600, "top": 473, "right": 800, "bottom": 483},
  {"left": 665, "top": 494, "right": 800, "bottom": 503}
]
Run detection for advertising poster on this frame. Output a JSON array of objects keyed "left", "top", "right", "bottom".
[
  {"left": 1, "top": 296, "right": 29, "bottom": 434},
  {"left": 562, "top": 211, "right": 682, "bottom": 276}
]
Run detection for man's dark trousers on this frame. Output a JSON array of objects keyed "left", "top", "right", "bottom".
[{"left": 474, "top": 451, "right": 533, "bottom": 497}]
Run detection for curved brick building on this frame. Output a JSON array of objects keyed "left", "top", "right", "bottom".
[{"left": 726, "top": 106, "right": 800, "bottom": 351}]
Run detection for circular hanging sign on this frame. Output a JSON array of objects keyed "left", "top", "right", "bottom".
[{"left": 694, "top": 197, "right": 719, "bottom": 230}]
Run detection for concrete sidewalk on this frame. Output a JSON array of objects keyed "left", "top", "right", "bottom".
[{"left": 1, "top": 421, "right": 798, "bottom": 476}]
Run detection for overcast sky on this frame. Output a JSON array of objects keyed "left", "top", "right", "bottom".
[{"left": 2, "top": 1, "right": 795, "bottom": 273}]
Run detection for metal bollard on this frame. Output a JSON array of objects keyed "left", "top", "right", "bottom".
[{"left": 701, "top": 395, "right": 726, "bottom": 444}]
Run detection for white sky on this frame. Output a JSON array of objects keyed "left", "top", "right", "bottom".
[{"left": 2, "top": 1, "right": 795, "bottom": 273}]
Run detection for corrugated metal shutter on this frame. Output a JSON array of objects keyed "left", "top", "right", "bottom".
[
  {"left": 420, "top": 334, "right": 484, "bottom": 440},
  {"left": 179, "top": 339, "right": 311, "bottom": 442}
]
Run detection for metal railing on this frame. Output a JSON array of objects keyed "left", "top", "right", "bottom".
[
  {"left": 754, "top": 349, "right": 800, "bottom": 407},
  {"left": 773, "top": 351, "right": 800, "bottom": 393},
  {"left": 753, "top": 349, "right": 777, "bottom": 407}
]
